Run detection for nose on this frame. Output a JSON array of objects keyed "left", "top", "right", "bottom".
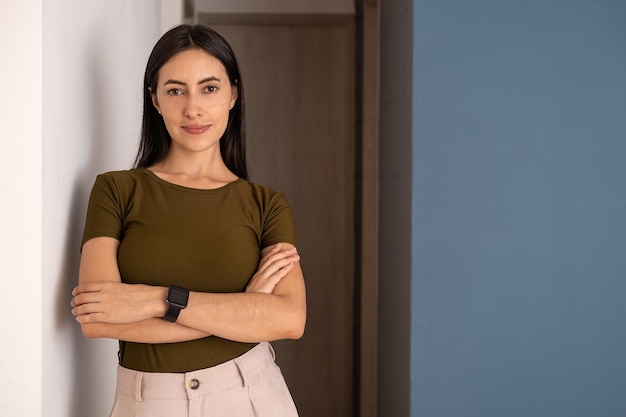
[{"left": 183, "top": 94, "right": 202, "bottom": 118}]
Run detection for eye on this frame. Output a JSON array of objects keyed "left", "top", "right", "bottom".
[
  {"left": 167, "top": 88, "right": 184, "bottom": 96},
  {"left": 204, "top": 85, "right": 219, "bottom": 93}
]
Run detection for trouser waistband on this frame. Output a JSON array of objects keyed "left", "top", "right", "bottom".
[{"left": 115, "top": 342, "right": 276, "bottom": 401}]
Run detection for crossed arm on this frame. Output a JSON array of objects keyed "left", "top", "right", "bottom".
[{"left": 71, "top": 237, "right": 306, "bottom": 344}]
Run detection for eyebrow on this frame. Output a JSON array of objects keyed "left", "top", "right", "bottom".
[{"left": 163, "top": 76, "right": 221, "bottom": 86}]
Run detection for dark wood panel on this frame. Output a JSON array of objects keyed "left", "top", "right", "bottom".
[{"left": 204, "top": 21, "right": 356, "bottom": 417}]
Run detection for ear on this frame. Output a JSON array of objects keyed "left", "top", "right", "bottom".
[
  {"left": 230, "top": 84, "right": 239, "bottom": 109},
  {"left": 149, "top": 87, "right": 161, "bottom": 114}
]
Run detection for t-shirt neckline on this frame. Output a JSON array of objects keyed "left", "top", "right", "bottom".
[{"left": 139, "top": 168, "right": 243, "bottom": 193}]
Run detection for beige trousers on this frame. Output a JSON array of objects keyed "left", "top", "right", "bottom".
[{"left": 109, "top": 342, "right": 299, "bottom": 417}]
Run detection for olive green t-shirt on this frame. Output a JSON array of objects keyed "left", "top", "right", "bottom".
[{"left": 82, "top": 169, "right": 297, "bottom": 373}]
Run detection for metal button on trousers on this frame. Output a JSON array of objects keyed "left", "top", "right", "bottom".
[{"left": 189, "top": 379, "right": 200, "bottom": 390}]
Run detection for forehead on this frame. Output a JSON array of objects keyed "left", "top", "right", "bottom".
[{"left": 158, "top": 48, "right": 228, "bottom": 82}]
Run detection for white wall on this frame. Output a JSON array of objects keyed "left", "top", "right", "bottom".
[
  {"left": 0, "top": 1, "right": 168, "bottom": 416},
  {"left": 193, "top": 0, "right": 354, "bottom": 15},
  {"left": 42, "top": 2, "right": 161, "bottom": 416},
  {"left": 42, "top": 2, "right": 163, "bottom": 415},
  {"left": 162, "top": 0, "right": 184, "bottom": 32},
  {"left": 0, "top": 1, "right": 43, "bottom": 415}
]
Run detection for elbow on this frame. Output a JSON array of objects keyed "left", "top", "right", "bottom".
[
  {"left": 287, "top": 325, "right": 305, "bottom": 340},
  {"left": 284, "top": 311, "right": 306, "bottom": 340},
  {"left": 80, "top": 323, "right": 107, "bottom": 339}
]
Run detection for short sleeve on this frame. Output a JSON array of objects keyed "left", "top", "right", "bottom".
[
  {"left": 81, "top": 174, "right": 124, "bottom": 247},
  {"left": 261, "top": 192, "right": 297, "bottom": 249}
]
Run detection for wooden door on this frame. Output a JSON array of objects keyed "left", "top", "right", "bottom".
[{"left": 202, "top": 16, "right": 356, "bottom": 416}]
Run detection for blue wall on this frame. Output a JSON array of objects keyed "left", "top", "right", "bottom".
[{"left": 411, "top": 1, "right": 626, "bottom": 416}]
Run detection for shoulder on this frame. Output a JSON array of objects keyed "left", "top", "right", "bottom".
[
  {"left": 88, "top": 169, "right": 150, "bottom": 204},
  {"left": 235, "top": 180, "right": 290, "bottom": 206},
  {"left": 95, "top": 169, "right": 146, "bottom": 183},
  {"left": 235, "top": 181, "right": 295, "bottom": 231},
  {"left": 92, "top": 169, "right": 149, "bottom": 190},
  {"left": 238, "top": 181, "right": 296, "bottom": 244},
  {"left": 238, "top": 180, "right": 281, "bottom": 195}
]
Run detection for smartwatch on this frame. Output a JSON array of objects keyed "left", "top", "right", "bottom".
[{"left": 163, "top": 285, "right": 189, "bottom": 322}]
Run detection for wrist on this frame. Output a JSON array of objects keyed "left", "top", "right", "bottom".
[{"left": 154, "top": 286, "right": 169, "bottom": 318}]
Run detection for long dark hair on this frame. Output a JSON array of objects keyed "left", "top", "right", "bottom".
[{"left": 134, "top": 24, "right": 248, "bottom": 180}]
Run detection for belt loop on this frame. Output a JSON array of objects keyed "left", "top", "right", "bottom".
[
  {"left": 266, "top": 342, "right": 276, "bottom": 361},
  {"left": 234, "top": 355, "right": 250, "bottom": 388},
  {"left": 134, "top": 371, "right": 144, "bottom": 402},
  {"left": 235, "top": 342, "right": 275, "bottom": 388}
]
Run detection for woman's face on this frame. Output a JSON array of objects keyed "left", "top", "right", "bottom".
[{"left": 151, "top": 48, "right": 237, "bottom": 158}]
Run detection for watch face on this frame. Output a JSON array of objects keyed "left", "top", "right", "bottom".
[{"left": 167, "top": 286, "right": 189, "bottom": 308}]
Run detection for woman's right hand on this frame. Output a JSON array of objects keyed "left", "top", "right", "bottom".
[{"left": 246, "top": 243, "right": 300, "bottom": 294}]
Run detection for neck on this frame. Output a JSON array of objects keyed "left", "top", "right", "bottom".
[{"left": 149, "top": 148, "right": 238, "bottom": 189}]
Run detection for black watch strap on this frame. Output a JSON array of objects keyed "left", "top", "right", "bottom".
[{"left": 163, "top": 285, "right": 189, "bottom": 323}]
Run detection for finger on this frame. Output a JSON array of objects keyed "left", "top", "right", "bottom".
[
  {"left": 75, "top": 312, "right": 105, "bottom": 324},
  {"left": 257, "top": 250, "right": 298, "bottom": 275},
  {"left": 259, "top": 244, "right": 297, "bottom": 267},
  {"left": 71, "top": 292, "right": 103, "bottom": 307},
  {"left": 247, "top": 263, "right": 294, "bottom": 294},
  {"left": 256, "top": 260, "right": 294, "bottom": 284},
  {"left": 72, "top": 283, "right": 105, "bottom": 296},
  {"left": 72, "top": 303, "right": 104, "bottom": 317},
  {"left": 257, "top": 243, "right": 282, "bottom": 269},
  {"left": 261, "top": 254, "right": 300, "bottom": 278},
  {"left": 266, "top": 262, "right": 294, "bottom": 283}
]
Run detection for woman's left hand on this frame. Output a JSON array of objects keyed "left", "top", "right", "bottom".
[
  {"left": 71, "top": 282, "right": 165, "bottom": 324},
  {"left": 246, "top": 243, "right": 300, "bottom": 295}
]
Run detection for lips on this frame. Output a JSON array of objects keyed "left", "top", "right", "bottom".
[{"left": 182, "top": 125, "right": 210, "bottom": 135}]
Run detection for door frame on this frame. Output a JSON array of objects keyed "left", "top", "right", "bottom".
[{"left": 355, "top": 1, "right": 380, "bottom": 416}]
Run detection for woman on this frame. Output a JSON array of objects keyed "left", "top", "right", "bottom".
[{"left": 71, "top": 24, "right": 306, "bottom": 417}]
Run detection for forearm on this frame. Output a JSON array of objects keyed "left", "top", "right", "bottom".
[
  {"left": 80, "top": 318, "right": 210, "bottom": 343},
  {"left": 177, "top": 291, "right": 306, "bottom": 343},
  {"left": 80, "top": 290, "right": 304, "bottom": 343},
  {"left": 74, "top": 279, "right": 305, "bottom": 343},
  {"left": 73, "top": 241, "right": 306, "bottom": 343}
]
